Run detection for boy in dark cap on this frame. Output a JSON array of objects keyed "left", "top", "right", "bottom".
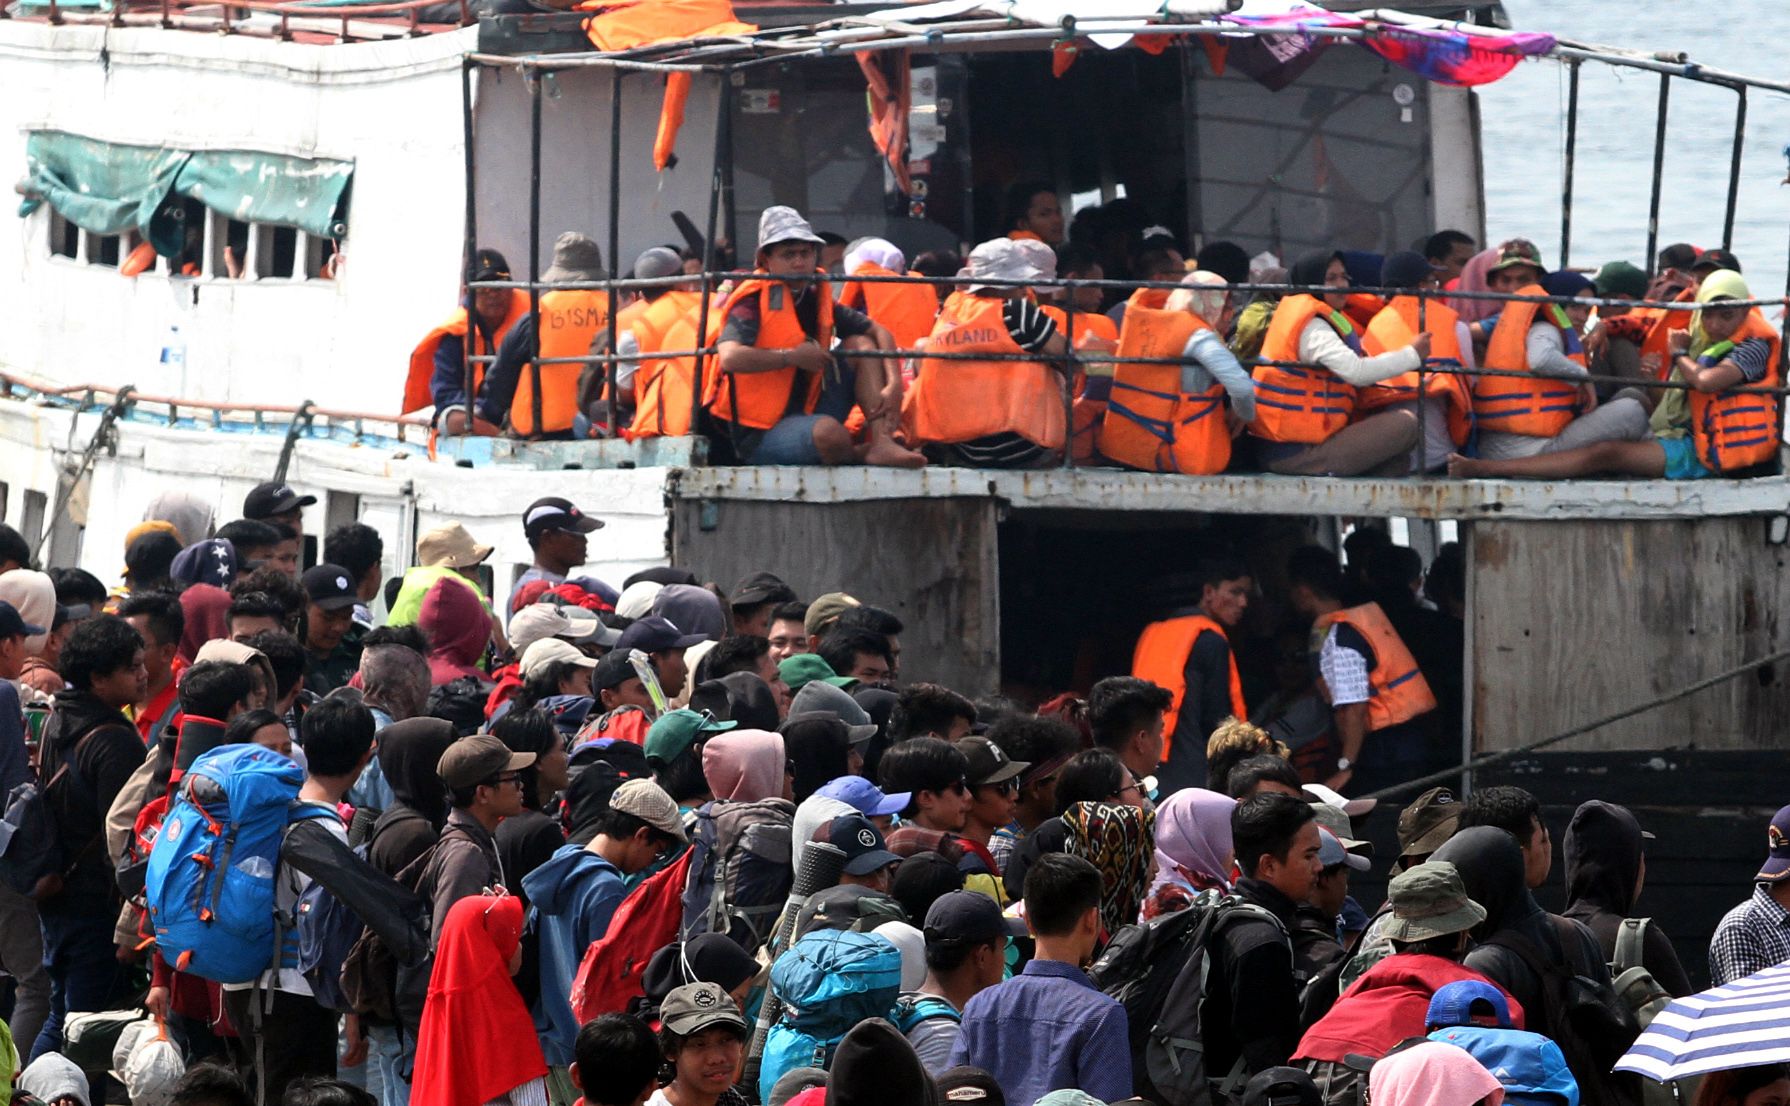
[{"left": 510, "top": 496, "right": 609, "bottom": 614}]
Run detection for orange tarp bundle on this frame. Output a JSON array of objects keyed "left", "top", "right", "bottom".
[{"left": 857, "top": 50, "right": 912, "bottom": 195}]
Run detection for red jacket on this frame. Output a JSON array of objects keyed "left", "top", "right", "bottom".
[{"left": 1295, "top": 953, "right": 1525, "bottom": 1063}]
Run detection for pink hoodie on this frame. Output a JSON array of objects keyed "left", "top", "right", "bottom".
[
  {"left": 701, "top": 730, "right": 787, "bottom": 802},
  {"left": 1368, "top": 1041, "right": 1505, "bottom": 1106},
  {"left": 419, "top": 577, "right": 492, "bottom": 687}
]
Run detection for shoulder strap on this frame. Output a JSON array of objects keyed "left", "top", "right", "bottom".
[{"left": 1613, "top": 918, "right": 1650, "bottom": 975}]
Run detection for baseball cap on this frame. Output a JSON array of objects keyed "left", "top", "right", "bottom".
[
  {"left": 591, "top": 650, "right": 641, "bottom": 693},
  {"left": 614, "top": 581, "right": 662, "bottom": 620},
  {"left": 646, "top": 708, "right": 737, "bottom": 765},
  {"left": 780, "top": 653, "right": 856, "bottom": 693},
  {"left": 1241, "top": 1067, "right": 1321, "bottom": 1106},
  {"left": 615, "top": 616, "right": 706, "bottom": 654},
  {"left": 509, "top": 603, "right": 615, "bottom": 654},
  {"left": 1425, "top": 980, "right": 1515, "bottom": 1030},
  {"left": 731, "top": 571, "right": 797, "bottom": 609},
  {"left": 470, "top": 247, "right": 511, "bottom": 282},
  {"left": 0, "top": 601, "right": 45, "bottom": 640},
  {"left": 936, "top": 1067, "right": 1005, "bottom": 1106},
  {"left": 1427, "top": 1026, "right": 1578, "bottom": 1106},
  {"left": 758, "top": 205, "right": 826, "bottom": 252},
  {"left": 816, "top": 775, "right": 909, "bottom": 817},
  {"left": 1382, "top": 861, "right": 1485, "bottom": 944},
  {"left": 1317, "top": 828, "right": 1370, "bottom": 873},
  {"left": 925, "top": 889, "right": 1024, "bottom": 945},
  {"left": 1308, "top": 802, "right": 1372, "bottom": 858},
  {"left": 1593, "top": 261, "right": 1648, "bottom": 299},
  {"left": 1488, "top": 239, "right": 1544, "bottom": 274},
  {"left": 787, "top": 682, "right": 877, "bottom": 744},
  {"left": 437, "top": 735, "right": 535, "bottom": 790},
  {"left": 817, "top": 813, "right": 901, "bottom": 876},
  {"left": 301, "top": 564, "right": 360, "bottom": 612},
  {"left": 416, "top": 522, "right": 493, "bottom": 569},
  {"left": 519, "top": 637, "right": 599, "bottom": 680},
  {"left": 1693, "top": 248, "right": 1742, "bottom": 274},
  {"left": 804, "top": 592, "right": 860, "bottom": 637},
  {"left": 523, "top": 496, "right": 604, "bottom": 542},
  {"left": 1302, "top": 783, "right": 1376, "bottom": 818},
  {"left": 659, "top": 981, "right": 746, "bottom": 1036},
  {"left": 1756, "top": 804, "right": 1790, "bottom": 882},
  {"left": 242, "top": 481, "right": 316, "bottom": 520},
  {"left": 955, "top": 736, "right": 1028, "bottom": 786},
  {"left": 1396, "top": 787, "right": 1460, "bottom": 866},
  {"left": 609, "top": 777, "right": 689, "bottom": 842}
]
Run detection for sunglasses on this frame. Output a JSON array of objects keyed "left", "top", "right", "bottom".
[
  {"left": 485, "top": 773, "right": 524, "bottom": 789},
  {"left": 979, "top": 779, "right": 1019, "bottom": 797}
]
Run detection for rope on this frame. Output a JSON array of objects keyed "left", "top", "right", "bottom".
[{"left": 1359, "top": 645, "right": 1790, "bottom": 803}]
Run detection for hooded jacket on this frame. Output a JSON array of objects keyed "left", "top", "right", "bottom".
[
  {"left": 368, "top": 719, "right": 457, "bottom": 877},
  {"left": 1562, "top": 801, "right": 1692, "bottom": 996},
  {"left": 702, "top": 729, "right": 787, "bottom": 802},
  {"left": 1203, "top": 876, "right": 1305, "bottom": 1079},
  {"left": 419, "top": 577, "right": 493, "bottom": 688},
  {"left": 520, "top": 842, "right": 625, "bottom": 1066},
  {"left": 1296, "top": 953, "right": 1525, "bottom": 1063}
]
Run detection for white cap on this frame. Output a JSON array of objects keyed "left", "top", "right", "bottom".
[
  {"left": 519, "top": 637, "right": 598, "bottom": 679},
  {"left": 615, "top": 580, "right": 663, "bottom": 620},
  {"left": 509, "top": 603, "right": 615, "bottom": 654}
]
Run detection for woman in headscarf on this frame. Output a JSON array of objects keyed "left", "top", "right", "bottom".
[
  {"left": 142, "top": 491, "right": 215, "bottom": 549},
  {"left": 1451, "top": 268, "right": 1774, "bottom": 481},
  {"left": 1367, "top": 1041, "right": 1504, "bottom": 1106},
  {"left": 0, "top": 569, "right": 57, "bottom": 659},
  {"left": 839, "top": 237, "right": 939, "bottom": 353},
  {"left": 1061, "top": 800, "right": 1156, "bottom": 938},
  {"left": 177, "top": 584, "right": 233, "bottom": 663},
  {"left": 700, "top": 729, "right": 790, "bottom": 803},
  {"left": 410, "top": 893, "right": 548, "bottom": 1106},
  {"left": 418, "top": 576, "right": 492, "bottom": 687},
  {"left": 1142, "top": 787, "right": 1236, "bottom": 919},
  {"left": 366, "top": 717, "right": 457, "bottom": 877},
  {"left": 1449, "top": 246, "right": 1504, "bottom": 324}
]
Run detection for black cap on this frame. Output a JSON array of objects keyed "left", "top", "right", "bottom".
[
  {"left": 616, "top": 616, "right": 707, "bottom": 654},
  {"left": 924, "top": 889, "right": 1023, "bottom": 946},
  {"left": 888, "top": 851, "right": 965, "bottom": 924},
  {"left": 0, "top": 601, "right": 45, "bottom": 640},
  {"left": 301, "top": 564, "right": 360, "bottom": 611},
  {"left": 471, "top": 247, "right": 512, "bottom": 282},
  {"left": 243, "top": 481, "right": 316, "bottom": 520},
  {"left": 1241, "top": 1068, "right": 1321, "bottom": 1106},
  {"left": 523, "top": 496, "right": 604, "bottom": 542},
  {"left": 937, "top": 1068, "right": 1005, "bottom": 1106},
  {"left": 1381, "top": 250, "right": 1443, "bottom": 289},
  {"left": 955, "top": 736, "right": 1028, "bottom": 786},
  {"left": 592, "top": 650, "right": 641, "bottom": 693},
  {"left": 816, "top": 813, "right": 901, "bottom": 877},
  {"left": 731, "top": 571, "right": 797, "bottom": 609},
  {"left": 1693, "top": 248, "right": 1742, "bottom": 274}
]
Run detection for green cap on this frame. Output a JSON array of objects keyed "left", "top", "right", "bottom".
[
  {"left": 779, "top": 653, "right": 858, "bottom": 693},
  {"left": 1381, "top": 861, "right": 1485, "bottom": 943},
  {"left": 1593, "top": 261, "right": 1647, "bottom": 299},
  {"left": 644, "top": 708, "right": 736, "bottom": 765}
]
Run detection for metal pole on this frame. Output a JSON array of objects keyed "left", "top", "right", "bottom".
[
  {"left": 689, "top": 76, "right": 731, "bottom": 444},
  {"left": 461, "top": 58, "right": 479, "bottom": 436},
  {"left": 1644, "top": 73, "right": 1671, "bottom": 278},
  {"left": 1723, "top": 86, "right": 1747, "bottom": 252},
  {"left": 528, "top": 68, "right": 544, "bottom": 437},
  {"left": 1560, "top": 59, "right": 1580, "bottom": 271},
  {"left": 1061, "top": 303, "right": 1075, "bottom": 470},
  {"left": 1417, "top": 289, "right": 1429, "bottom": 476},
  {"left": 605, "top": 69, "right": 623, "bottom": 438}
]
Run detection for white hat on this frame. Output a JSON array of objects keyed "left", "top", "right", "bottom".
[
  {"left": 615, "top": 580, "right": 663, "bottom": 620},
  {"left": 510, "top": 603, "right": 615, "bottom": 654},
  {"left": 519, "top": 637, "right": 598, "bottom": 680},
  {"left": 964, "top": 238, "right": 1042, "bottom": 294},
  {"left": 1303, "top": 782, "right": 1378, "bottom": 818}
]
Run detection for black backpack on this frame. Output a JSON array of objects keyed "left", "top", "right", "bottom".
[
  {"left": 1089, "top": 890, "right": 1287, "bottom": 1106},
  {"left": 1486, "top": 917, "right": 1641, "bottom": 1106}
]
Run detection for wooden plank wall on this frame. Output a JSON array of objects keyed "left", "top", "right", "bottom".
[
  {"left": 670, "top": 496, "right": 1001, "bottom": 696},
  {"left": 1470, "top": 518, "right": 1790, "bottom": 753}
]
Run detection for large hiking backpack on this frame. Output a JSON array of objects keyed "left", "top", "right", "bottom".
[
  {"left": 891, "top": 992, "right": 961, "bottom": 1035},
  {"left": 145, "top": 745, "right": 334, "bottom": 984},
  {"left": 1089, "top": 890, "right": 1288, "bottom": 1106},
  {"left": 681, "top": 797, "right": 795, "bottom": 952},
  {"left": 1609, "top": 918, "right": 1689, "bottom": 1106},
  {"left": 759, "top": 929, "right": 903, "bottom": 1104},
  {"left": 571, "top": 847, "right": 696, "bottom": 1024}
]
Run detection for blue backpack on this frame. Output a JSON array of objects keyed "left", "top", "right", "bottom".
[
  {"left": 759, "top": 929, "right": 902, "bottom": 1103},
  {"left": 145, "top": 745, "right": 334, "bottom": 984}
]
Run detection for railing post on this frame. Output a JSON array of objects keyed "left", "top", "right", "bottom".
[
  {"left": 1644, "top": 72, "right": 1671, "bottom": 277},
  {"left": 605, "top": 68, "right": 623, "bottom": 438}
]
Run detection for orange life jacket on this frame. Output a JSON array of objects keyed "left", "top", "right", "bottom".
[
  {"left": 1342, "top": 292, "right": 1385, "bottom": 331},
  {"left": 1098, "top": 289, "right": 1231, "bottom": 474},
  {"left": 402, "top": 290, "right": 530, "bottom": 415},
  {"left": 1690, "top": 310, "right": 1783, "bottom": 472},
  {"left": 841, "top": 263, "right": 940, "bottom": 351},
  {"left": 1038, "top": 305, "right": 1120, "bottom": 346},
  {"left": 1039, "top": 306, "right": 1120, "bottom": 462},
  {"left": 1131, "top": 614, "right": 1246, "bottom": 760},
  {"left": 1359, "top": 296, "right": 1473, "bottom": 445},
  {"left": 906, "top": 293, "right": 1066, "bottom": 450},
  {"left": 629, "top": 289, "right": 711, "bottom": 439},
  {"left": 1314, "top": 602, "right": 1437, "bottom": 732},
  {"left": 1473, "top": 284, "right": 1584, "bottom": 439},
  {"left": 704, "top": 275, "right": 832, "bottom": 431},
  {"left": 1636, "top": 288, "right": 1699, "bottom": 379},
  {"left": 1252, "top": 295, "right": 1359, "bottom": 444},
  {"left": 509, "top": 289, "right": 611, "bottom": 438}
]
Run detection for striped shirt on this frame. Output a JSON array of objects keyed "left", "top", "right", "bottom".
[{"left": 1709, "top": 883, "right": 1790, "bottom": 985}]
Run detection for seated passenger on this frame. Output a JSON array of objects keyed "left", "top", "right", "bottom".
[
  {"left": 1250, "top": 251, "right": 1427, "bottom": 476},
  {"left": 1450, "top": 269, "right": 1780, "bottom": 481},
  {"left": 481, "top": 232, "right": 611, "bottom": 439},
  {"left": 1098, "top": 271, "right": 1254, "bottom": 474},
  {"left": 405, "top": 247, "right": 528, "bottom": 434},
  {"left": 1105, "top": 235, "right": 1185, "bottom": 333},
  {"left": 1357, "top": 251, "right": 1476, "bottom": 473},
  {"left": 1470, "top": 270, "right": 1650, "bottom": 461},
  {"left": 706, "top": 206, "right": 924, "bottom": 467},
  {"left": 838, "top": 238, "right": 940, "bottom": 354},
  {"left": 626, "top": 248, "right": 709, "bottom": 440},
  {"left": 1039, "top": 241, "right": 1119, "bottom": 345},
  {"left": 1004, "top": 180, "right": 1065, "bottom": 246},
  {"left": 1424, "top": 229, "right": 1477, "bottom": 287},
  {"left": 1586, "top": 261, "right": 1651, "bottom": 392},
  {"left": 905, "top": 239, "right": 1069, "bottom": 468}
]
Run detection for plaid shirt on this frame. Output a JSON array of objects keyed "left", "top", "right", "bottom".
[{"left": 1709, "top": 883, "right": 1790, "bottom": 985}]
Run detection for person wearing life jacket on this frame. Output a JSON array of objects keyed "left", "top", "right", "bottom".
[
  {"left": 1287, "top": 546, "right": 1438, "bottom": 798},
  {"left": 706, "top": 206, "right": 925, "bottom": 468},
  {"left": 1358, "top": 251, "right": 1477, "bottom": 472},
  {"left": 627, "top": 248, "right": 713, "bottom": 441},
  {"left": 479, "top": 232, "right": 611, "bottom": 440},
  {"left": 904, "top": 238, "right": 1070, "bottom": 468},
  {"left": 404, "top": 248, "right": 529, "bottom": 435},
  {"left": 1451, "top": 268, "right": 1781, "bottom": 483},
  {"left": 838, "top": 238, "right": 940, "bottom": 371},
  {"left": 1098, "top": 271, "right": 1254, "bottom": 475},
  {"left": 1424, "top": 230, "right": 1478, "bottom": 286},
  {"left": 1251, "top": 251, "right": 1428, "bottom": 476},
  {"left": 1129, "top": 554, "right": 1253, "bottom": 794},
  {"left": 1585, "top": 261, "right": 1652, "bottom": 393},
  {"left": 1003, "top": 180, "right": 1064, "bottom": 246},
  {"left": 1471, "top": 269, "right": 1652, "bottom": 462},
  {"left": 588, "top": 246, "right": 692, "bottom": 435}
]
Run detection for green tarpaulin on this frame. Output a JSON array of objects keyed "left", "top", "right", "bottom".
[{"left": 17, "top": 131, "right": 353, "bottom": 257}]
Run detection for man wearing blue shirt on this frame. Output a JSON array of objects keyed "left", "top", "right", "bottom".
[{"left": 948, "top": 853, "right": 1132, "bottom": 1103}]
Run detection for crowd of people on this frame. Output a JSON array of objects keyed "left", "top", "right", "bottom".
[
  {"left": 0, "top": 477, "right": 1784, "bottom": 1106},
  {"left": 405, "top": 187, "right": 1782, "bottom": 483}
]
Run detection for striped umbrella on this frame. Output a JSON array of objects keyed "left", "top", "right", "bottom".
[{"left": 1617, "top": 963, "right": 1790, "bottom": 1082}]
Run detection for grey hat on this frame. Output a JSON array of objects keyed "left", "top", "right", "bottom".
[
  {"left": 1381, "top": 861, "right": 1485, "bottom": 943},
  {"left": 609, "top": 778, "right": 689, "bottom": 843},
  {"left": 788, "top": 680, "right": 878, "bottom": 745},
  {"left": 660, "top": 981, "right": 748, "bottom": 1037},
  {"left": 758, "top": 205, "right": 825, "bottom": 252},
  {"left": 770, "top": 1069, "right": 828, "bottom": 1106},
  {"left": 964, "top": 238, "right": 1041, "bottom": 294},
  {"left": 633, "top": 246, "right": 684, "bottom": 281},
  {"left": 542, "top": 232, "right": 605, "bottom": 283}
]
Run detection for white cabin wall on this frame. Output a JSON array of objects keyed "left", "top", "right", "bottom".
[{"left": 1428, "top": 84, "right": 1485, "bottom": 243}]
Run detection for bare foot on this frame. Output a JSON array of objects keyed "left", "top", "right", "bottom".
[
  {"left": 863, "top": 436, "right": 928, "bottom": 469},
  {"left": 1446, "top": 452, "right": 1487, "bottom": 478}
]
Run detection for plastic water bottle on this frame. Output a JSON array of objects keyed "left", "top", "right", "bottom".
[{"left": 159, "top": 324, "right": 186, "bottom": 372}]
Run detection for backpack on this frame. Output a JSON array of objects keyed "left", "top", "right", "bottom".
[
  {"left": 0, "top": 729, "right": 101, "bottom": 896},
  {"left": 144, "top": 745, "right": 335, "bottom": 984},
  {"left": 1609, "top": 918, "right": 1689, "bottom": 1106},
  {"left": 570, "top": 847, "right": 696, "bottom": 1024},
  {"left": 1485, "top": 918, "right": 1641, "bottom": 1106},
  {"left": 759, "top": 930, "right": 903, "bottom": 1104},
  {"left": 681, "top": 798, "right": 795, "bottom": 953},
  {"left": 891, "top": 992, "right": 960, "bottom": 1035},
  {"left": 1089, "top": 890, "right": 1287, "bottom": 1106}
]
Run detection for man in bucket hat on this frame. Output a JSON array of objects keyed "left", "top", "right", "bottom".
[
  {"left": 480, "top": 231, "right": 612, "bottom": 439},
  {"left": 708, "top": 205, "right": 924, "bottom": 468},
  {"left": 905, "top": 238, "right": 1072, "bottom": 468}
]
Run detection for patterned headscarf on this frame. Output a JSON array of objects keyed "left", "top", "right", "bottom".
[{"left": 1062, "top": 800, "right": 1156, "bottom": 935}]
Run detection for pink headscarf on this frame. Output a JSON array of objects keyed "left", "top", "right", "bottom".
[
  {"left": 1369, "top": 1042, "right": 1505, "bottom": 1106},
  {"left": 701, "top": 730, "right": 786, "bottom": 802},
  {"left": 1149, "top": 788, "right": 1236, "bottom": 899},
  {"left": 1449, "top": 247, "right": 1502, "bottom": 323}
]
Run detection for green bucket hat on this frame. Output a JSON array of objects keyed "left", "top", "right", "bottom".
[
  {"left": 644, "top": 708, "right": 736, "bottom": 765},
  {"left": 779, "top": 653, "right": 858, "bottom": 694},
  {"left": 1381, "top": 861, "right": 1485, "bottom": 943}
]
